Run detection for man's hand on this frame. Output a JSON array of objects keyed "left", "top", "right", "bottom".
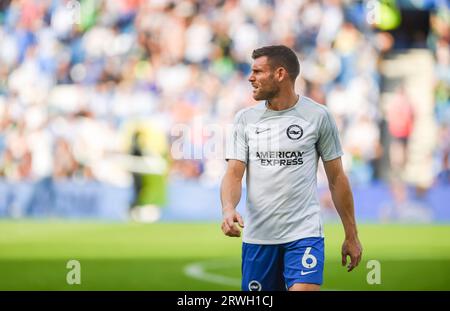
[
  {"left": 341, "top": 236, "right": 363, "bottom": 272},
  {"left": 221, "top": 209, "right": 244, "bottom": 237}
]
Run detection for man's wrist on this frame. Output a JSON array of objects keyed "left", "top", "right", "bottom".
[
  {"left": 222, "top": 206, "right": 235, "bottom": 215},
  {"left": 344, "top": 228, "right": 358, "bottom": 240}
]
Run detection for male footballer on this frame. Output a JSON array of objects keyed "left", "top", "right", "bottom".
[{"left": 220, "top": 45, "right": 362, "bottom": 291}]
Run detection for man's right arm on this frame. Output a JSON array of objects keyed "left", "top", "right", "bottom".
[{"left": 220, "top": 159, "right": 246, "bottom": 237}]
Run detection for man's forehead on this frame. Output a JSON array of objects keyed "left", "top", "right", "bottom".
[{"left": 252, "top": 56, "right": 271, "bottom": 69}]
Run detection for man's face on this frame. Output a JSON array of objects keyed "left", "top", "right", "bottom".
[{"left": 248, "top": 56, "right": 280, "bottom": 101}]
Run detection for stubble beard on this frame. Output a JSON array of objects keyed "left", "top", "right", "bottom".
[{"left": 253, "top": 78, "right": 280, "bottom": 101}]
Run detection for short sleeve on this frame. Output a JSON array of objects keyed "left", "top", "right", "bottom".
[
  {"left": 317, "top": 108, "right": 344, "bottom": 162},
  {"left": 225, "top": 110, "right": 248, "bottom": 163}
]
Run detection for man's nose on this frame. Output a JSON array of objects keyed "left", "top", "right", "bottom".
[{"left": 248, "top": 75, "right": 255, "bottom": 82}]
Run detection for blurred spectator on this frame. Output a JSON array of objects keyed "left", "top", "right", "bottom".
[
  {"left": 53, "top": 137, "right": 79, "bottom": 179},
  {"left": 122, "top": 118, "right": 169, "bottom": 222},
  {"left": 386, "top": 85, "right": 415, "bottom": 176}
]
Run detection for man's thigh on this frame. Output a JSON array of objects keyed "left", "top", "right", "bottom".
[
  {"left": 241, "top": 243, "right": 285, "bottom": 291},
  {"left": 283, "top": 237, "right": 325, "bottom": 290},
  {"left": 288, "top": 283, "right": 321, "bottom": 291}
]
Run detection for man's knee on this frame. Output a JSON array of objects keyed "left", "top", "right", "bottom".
[{"left": 288, "top": 283, "right": 321, "bottom": 291}]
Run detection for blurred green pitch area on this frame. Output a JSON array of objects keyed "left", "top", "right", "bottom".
[{"left": 0, "top": 222, "right": 449, "bottom": 290}]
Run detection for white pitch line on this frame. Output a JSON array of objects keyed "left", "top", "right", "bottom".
[{"left": 184, "top": 260, "right": 241, "bottom": 287}]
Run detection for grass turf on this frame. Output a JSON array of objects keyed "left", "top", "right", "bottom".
[{"left": 0, "top": 221, "right": 449, "bottom": 290}]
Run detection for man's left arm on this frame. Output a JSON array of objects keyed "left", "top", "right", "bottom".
[{"left": 323, "top": 157, "right": 363, "bottom": 272}]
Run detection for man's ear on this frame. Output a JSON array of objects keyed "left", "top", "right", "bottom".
[{"left": 275, "top": 67, "right": 287, "bottom": 82}]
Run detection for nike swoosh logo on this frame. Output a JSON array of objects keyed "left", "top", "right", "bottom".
[
  {"left": 300, "top": 270, "right": 317, "bottom": 276},
  {"left": 255, "top": 128, "right": 270, "bottom": 134}
]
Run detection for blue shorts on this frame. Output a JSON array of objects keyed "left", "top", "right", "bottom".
[{"left": 241, "top": 237, "right": 324, "bottom": 291}]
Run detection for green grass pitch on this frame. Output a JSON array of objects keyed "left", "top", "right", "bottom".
[{"left": 0, "top": 221, "right": 449, "bottom": 290}]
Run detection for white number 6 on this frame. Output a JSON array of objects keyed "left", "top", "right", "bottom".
[{"left": 301, "top": 247, "right": 317, "bottom": 269}]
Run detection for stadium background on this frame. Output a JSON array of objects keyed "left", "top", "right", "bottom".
[{"left": 0, "top": 0, "right": 449, "bottom": 290}]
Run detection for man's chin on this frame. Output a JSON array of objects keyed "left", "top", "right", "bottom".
[{"left": 252, "top": 93, "right": 265, "bottom": 101}]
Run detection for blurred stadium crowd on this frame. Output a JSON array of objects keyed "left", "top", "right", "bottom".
[{"left": 0, "top": 0, "right": 448, "bottom": 199}]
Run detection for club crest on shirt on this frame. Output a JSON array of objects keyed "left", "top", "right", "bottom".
[
  {"left": 286, "top": 124, "right": 303, "bottom": 140},
  {"left": 248, "top": 280, "right": 262, "bottom": 291}
]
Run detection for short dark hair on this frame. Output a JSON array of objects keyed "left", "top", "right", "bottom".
[{"left": 251, "top": 45, "right": 300, "bottom": 82}]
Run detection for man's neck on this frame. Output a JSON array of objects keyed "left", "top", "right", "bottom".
[{"left": 267, "top": 89, "right": 299, "bottom": 111}]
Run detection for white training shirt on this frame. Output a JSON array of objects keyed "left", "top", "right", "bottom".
[{"left": 226, "top": 96, "right": 343, "bottom": 244}]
